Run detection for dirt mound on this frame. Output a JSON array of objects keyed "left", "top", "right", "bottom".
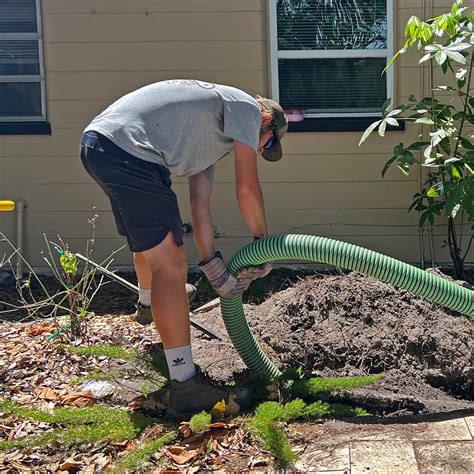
[{"left": 195, "top": 272, "right": 473, "bottom": 416}]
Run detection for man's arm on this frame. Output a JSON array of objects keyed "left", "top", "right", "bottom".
[
  {"left": 233, "top": 139, "right": 268, "bottom": 238},
  {"left": 189, "top": 171, "right": 215, "bottom": 263}
]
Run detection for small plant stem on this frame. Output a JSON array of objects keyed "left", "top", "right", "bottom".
[
  {"left": 448, "top": 54, "right": 472, "bottom": 279},
  {"left": 448, "top": 217, "right": 464, "bottom": 279},
  {"left": 0, "top": 233, "right": 50, "bottom": 299},
  {"left": 453, "top": 55, "right": 473, "bottom": 158},
  {"left": 462, "top": 234, "right": 473, "bottom": 261},
  {"left": 429, "top": 59, "right": 438, "bottom": 126}
]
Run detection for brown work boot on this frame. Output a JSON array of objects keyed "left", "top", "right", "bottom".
[
  {"left": 166, "top": 367, "right": 254, "bottom": 421},
  {"left": 134, "top": 283, "right": 197, "bottom": 325}
]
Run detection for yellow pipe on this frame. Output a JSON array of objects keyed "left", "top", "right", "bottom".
[{"left": 0, "top": 200, "right": 15, "bottom": 211}]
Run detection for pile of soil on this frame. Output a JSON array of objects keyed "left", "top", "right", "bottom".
[
  {"left": 193, "top": 272, "right": 473, "bottom": 416},
  {"left": 1, "top": 269, "right": 472, "bottom": 416}
]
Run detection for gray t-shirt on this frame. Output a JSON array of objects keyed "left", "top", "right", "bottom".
[{"left": 84, "top": 80, "right": 262, "bottom": 181}]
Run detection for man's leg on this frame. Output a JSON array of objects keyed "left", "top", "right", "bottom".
[
  {"left": 133, "top": 250, "right": 196, "bottom": 325},
  {"left": 134, "top": 252, "right": 152, "bottom": 291},
  {"left": 139, "top": 231, "right": 253, "bottom": 420},
  {"left": 140, "top": 231, "right": 191, "bottom": 349}
]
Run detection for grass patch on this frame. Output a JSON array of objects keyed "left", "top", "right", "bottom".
[
  {"left": 112, "top": 432, "right": 176, "bottom": 472},
  {"left": 189, "top": 411, "right": 212, "bottom": 434},
  {"left": 290, "top": 373, "right": 384, "bottom": 399},
  {"left": 62, "top": 344, "right": 137, "bottom": 360},
  {"left": 139, "top": 379, "right": 167, "bottom": 397},
  {"left": 142, "top": 352, "right": 169, "bottom": 378},
  {"left": 0, "top": 400, "right": 154, "bottom": 451},
  {"left": 251, "top": 398, "right": 371, "bottom": 468},
  {"left": 251, "top": 401, "right": 298, "bottom": 467},
  {"left": 70, "top": 368, "right": 123, "bottom": 386}
]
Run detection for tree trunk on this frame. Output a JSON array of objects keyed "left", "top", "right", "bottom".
[{"left": 447, "top": 217, "right": 465, "bottom": 280}]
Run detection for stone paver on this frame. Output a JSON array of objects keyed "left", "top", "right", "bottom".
[
  {"left": 411, "top": 418, "right": 472, "bottom": 441},
  {"left": 414, "top": 441, "right": 474, "bottom": 473},
  {"left": 464, "top": 416, "right": 474, "bottom": 439},
  {"left": 292, "top": 416, "right": 474, "bottom": 473},
  {"left": 295, "top": 443, "right": 350, "bottom": 472},
  {"left": 350, "top": 440, "right": 419, "bottom": 474}
]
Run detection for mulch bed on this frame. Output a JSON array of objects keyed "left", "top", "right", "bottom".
[{"left": 0, "top": 268, "right": 473, "bottom": 471}]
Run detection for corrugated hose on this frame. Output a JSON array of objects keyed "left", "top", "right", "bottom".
[{"left": 220, "top": 234, "right": 473, "bottom": 379}]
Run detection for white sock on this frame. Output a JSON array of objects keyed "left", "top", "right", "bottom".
[
  {"left": 164, "top": 345, "right": 196, "bottom": 382},
  {"left": 138, "top": 285, "right": 151, "bottom": 307}
]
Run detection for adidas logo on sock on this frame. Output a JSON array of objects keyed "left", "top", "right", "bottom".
[{"left": 172, "top": 357, "right": 185, "bottom": 367}]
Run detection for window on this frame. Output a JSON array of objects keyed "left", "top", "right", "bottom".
[
  {"left": 268, "top": 0, "right": 394, "bottom": 118},
  {"left": 0, "top": 0, "right": 45, "bottom": 121}
]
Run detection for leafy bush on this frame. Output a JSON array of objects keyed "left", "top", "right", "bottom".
[{"left": 360, "top": 0, "right": 473, "bottom": 278}]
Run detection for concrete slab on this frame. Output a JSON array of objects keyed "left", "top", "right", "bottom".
[
  {"left": 295, "top": 443, "right": 350, "bottom": 472},
  {"left": 464, "top": 416, "right": 474, "bottom": 439},
  {"left": 411, "top": 419, "right": 472, "bottom": 441},
  {"left": 350, "top": 440, "right": 418, "bottom": 474},
  {"left": 414, "top": 441, "right": 474, "bottom": 473},
  {"left": 355, "top": 424, "right": 424, "bottom": 441}
]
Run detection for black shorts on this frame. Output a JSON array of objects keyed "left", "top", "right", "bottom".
[{"left": 80, "top": 131, "right": 183, "bottom": 252}]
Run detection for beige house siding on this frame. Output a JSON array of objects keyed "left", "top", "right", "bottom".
[{"left": 0, "top": 0, "right": 471, "bottom": 270}]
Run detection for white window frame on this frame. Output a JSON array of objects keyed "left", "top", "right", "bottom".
[
  {"left": 268, "top": 0, "right": 394, "bottom": 118},
  {"left": 0, "top": 0, "right": 46, "bottom": 122}
]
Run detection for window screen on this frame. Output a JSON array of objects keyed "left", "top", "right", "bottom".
[
  {"left": 278, "top": 58, "right": 387, "bottom": 112},
  {"left": 0, "top": 0, "right": 44, "bottom": 120},
  {"left": 272, "top": 0, "right": 392, "bottom": 116}
]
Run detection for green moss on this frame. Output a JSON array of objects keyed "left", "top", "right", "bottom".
[
  {"left": 253, "top": 420, "right": 297, "bottom": 467},
  {"left": 62, "top": 344, "right": 137, "bottom": 360},
  {"left": 141, "top": 352, "right": 169, "bottom": 378},
  {"left": 112, "top": 432, "right": 176, "bottom": 472},
  {"left": 189, "top": 411, "right": 212, "bottom": 434},
  {"left": 251, "top": 402, "right": 297, "bottom": 467},
  {"left": 0, "top": 400, "right": 154, "bottom": 452},
  {"left": 251, "top": 398, "right": 372, "bottom": 467},
  {"left": 139, "top": 379, "right": 167, "bottom": 397},
  {"left": 291, "top": 373, "right": 384, "bottom": 399},
  {"left": 70, "top": 369, "right": 123, "bottom": 386},
  {"left": 303, "top": 400, "right": 371, "bottom": 419},
  {"left": 0, "top": 400, "right": 150, "bottom": 426}
]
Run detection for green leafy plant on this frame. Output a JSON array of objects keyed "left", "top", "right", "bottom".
[
  {"left": 251, "top": 398, "right": 371, "bottom": 468},
  {"left": 0, "top": 211, "right": 126, "bottom": 339},
  {"left": 189, "top": 411, "right": 212, "bottom": 434},
  {"left": 0, "top": 400, "right": 154, "bottom": 451},
  {"left": 112, "top": 432, "right": 176, "bottom": 472},
  {"left": 360, "top": 0, "right": 474, "bottom": 279},
  {"left": 290, "top": 373, "right": 385, "bottom": 399},
  {"left": 62, "top": 343, "right": 138, "bottom": 360},
  {"left": 70, "top": 368, "right": 123, "bottom": 386}
]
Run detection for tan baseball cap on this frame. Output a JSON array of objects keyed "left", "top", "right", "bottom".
[{"left": 257, "top": 97, "right": 288, "bottom": 162}]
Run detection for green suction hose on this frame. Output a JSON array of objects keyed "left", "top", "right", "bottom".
[{"left": 220, "top": 234, "right": 474, "bottom": 379}]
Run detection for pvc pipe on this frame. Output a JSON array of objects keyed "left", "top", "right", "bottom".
[
  {"left": 220, "top": 234, "right": 474, "bottom": 379},
  {"left": 16, "top": 200, "right": 26, "bottom": 278}
]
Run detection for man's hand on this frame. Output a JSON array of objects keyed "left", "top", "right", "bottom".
[
  {"left": 200, "top": 252, "right": 247, "bottom": 299},
  {"left": 201, "top": 252, "right": 272, "bottom": 299},
  {"left": 236, "top": 263, "right": 272, "bottom": 287}
]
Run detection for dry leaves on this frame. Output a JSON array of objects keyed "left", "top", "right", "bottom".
[
  {"left": 0, "top": 315, "right": 270, "bottom": 472},
  {"left": 165, "top": 418, "right": 242, "bottom": 469},
  {"left": 57, "top": 391, "right": 97, "bottom": 407},
  {"left": 209, "top": 395, "right": 240, "bottom": 420},
  {"left": 26, "top": 322, "right": 59, "bottom": 336},
  {"left": 34, "top": 387, "right": 58, "bottom": 401},
  {"left": 33, "top": 388, "right": 97, "bottom": 407},
  {"left": 165, "top": 446, "right": 200, "bottom": 465}
]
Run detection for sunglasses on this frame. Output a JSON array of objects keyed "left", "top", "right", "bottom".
[{"left": 264, "top": 121, "right": 278, "bottom": 149}]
